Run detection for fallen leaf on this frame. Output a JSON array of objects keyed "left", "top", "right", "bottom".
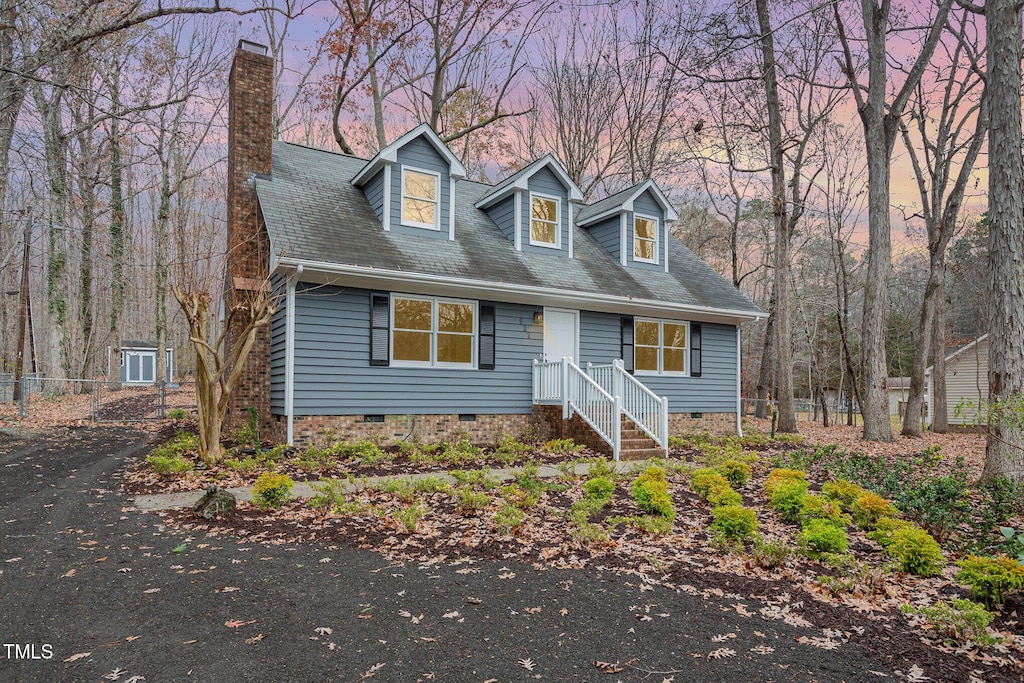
[
  {"left": 224, "top": 619, "right": 255, "bottom": 628},
  {"left": 524, "top": 606, "right": 541, "bottom": 614},
  {"left": 62, "top": 568, "right": 77, "bottom": 578},
  {"left": 102, "top": 669, "right": 127, "bottom": 680},
  {"left": 442, "top": 611, "right": 460, "bottom": 619},
  {"left": 519, "top": 658, "right": 535, "bottom": 671},
  {"left": 749, "top": 645, "right": 775, "bottom": 655},
  {"left": 592, "top": 660, "right": 624, "bottom": 674},
  {"left": 118, "top": 568, "right": 131, "bottom": 573},
  {"left": 710, "top": 633, "right": 736, "bottom": 643},
  {"left": 315, "top": 627, "right": 333, "bottom": 635},
  {"left": 124, "top": 677, "right": 145, "bottom": 683},
  {"left": 182, "top": 640, "right": 198, "bottom": 645},
  {"left": 95, "top": 557, "right": 107, "bottom": 563},
  {"left": 559, "top": 608, "right": 568, "bottom": 616},
  {"left": 245, "top": 633, "right": 266, "bottom": 645},
  {"left": 217, "top": 586, "right": 240, "bottom": 593},
  {"left": 172, "top": 544, "right": 186, "bottom": 554},
  {"left": 707, "top": 648, "right": 736, "bottom": 660},
  {"left": 906, "top": 664, "right": 930, "bottom": 682},
  {"left": 63, "top": 652, "right": 92, "bottom": 663},
  {"left": 125, "top": 636, "right": 142, "bottom": 642},
  {"left": 142, "top": 588, "right": 160, "bottom": 594}
]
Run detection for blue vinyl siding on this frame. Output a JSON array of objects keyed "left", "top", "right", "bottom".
[
  {"left": 587, "top": 215, "right": 622, "bottom": 262},
  {"left": 520, "top": 167, "right": 570, "bottom": 256},
  {"left": 363, "top": 168, "right": 385, "bottom": 225},
  {"left": 269, "top": 274, "right": 288, "bottom": 414},
  {"left": 485, "top": 195, "right": 516, "bottom": 243},
  {"left": 627, "top": 190, "right": 664, "bottom": 271},
  {"left": 577, "top": 311, "right": 737, "bottom": 413},
  {"left": 291, "top": 285, "right": 542, "bottom": 415},
  {"left": 391, "top": 137, "right": 451, "bottom": 238}
]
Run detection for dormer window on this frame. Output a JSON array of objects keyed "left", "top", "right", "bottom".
[
  {"left": 634, "top": 215, "right": 658, "bottom": 263},
  {"left": 401, "top": 167, "right": 440, "bottom": 230},
  {"left": 530, "top": 193, "right": 560, "bottom": 248}
]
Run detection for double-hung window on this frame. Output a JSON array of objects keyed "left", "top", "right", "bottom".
[
  {"left": 401, "top": 168, "right": 440, "bottom": 229},
  {"left": 530, "top": 193, "right": 560, "bottom": 247},
  {"left": 391, "top": 295, "right": 476, "bottom": 367},
  {"left": 634, "top": 215, "right": 658, "bottom": 263},
  {"left": 635, "top": 319, "right": 687, "bottom": 375}
]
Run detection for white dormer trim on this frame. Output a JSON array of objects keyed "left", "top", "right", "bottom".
[
  {"left": 567, "top": 201, "right": 574, "bottom": 259},
  {"left": 513, "top": 190, "right": 522, "bottom": 251},
  {"left": 351, "top": 123, "right": 467, "bottom": 187},
  {"left": 400, "top": 166, "right": 441, "bottom": 231},
  {"left": 449, "top": 181, "right": 456, "bottom": 241},
  {"left": 577, "top": 178, "right": 679, "bottom": 227},
  {"left": 664, "top": 222, "right": 669, "bottom": 273},
  {"left": 382, "top": 161, "right": 392, "bottom": 232},
  {"left": 619, "top": 212, "right": 627, "bottom": 266},
  {"left": 475, "top": 153, "right": 583, "bottom": 209}
]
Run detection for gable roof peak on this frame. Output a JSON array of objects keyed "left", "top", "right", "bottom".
[
  {"left": 351, "top": 123, "right": 467, "bottom": 187},
  {"left": 577, "top": 178, "right": 679, "bottom": 226},
  {"left": 475, "top": 153, "right": 584, "bottom": 209}
]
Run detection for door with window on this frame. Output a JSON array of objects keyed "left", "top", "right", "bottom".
[
  {"left": 542, "top": 308, "right": 579, "bottom": 363},
  {"left": 125, "top": 351, "right": 156, "bottom": 383}
]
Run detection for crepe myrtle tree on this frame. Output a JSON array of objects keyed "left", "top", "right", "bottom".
[{"left": 171, "top": 283, "right": 274, "bottom": 465}]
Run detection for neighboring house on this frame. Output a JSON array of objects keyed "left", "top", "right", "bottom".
[
  {"left": 225, "top": 41, "right": 764, "bottom": 458},
  {"left": 927, "top": 335, "right": 989, "bottom": 427},
  {"left": 116, "top": 341, "right": 173, "bottom": 384},
  {"left": 887, "top": 377, "right": 910, "bottom": 417}
]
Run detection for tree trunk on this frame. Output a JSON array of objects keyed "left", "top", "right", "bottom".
[
  {"left": 930, "top": 291, "right": 949, "bottom": 432},
  {"left": 902, "top": 254, "right": 943, "bottom": 436},
  {"left": 108, "top": 70, "right": 127, "bottom": 344},
  {"left": 981, "top": 0, "right": 1024, "bottom": 482}
]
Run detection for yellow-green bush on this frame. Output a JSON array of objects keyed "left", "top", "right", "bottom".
[
  {"left": 799, "top": 519, "right": 849, "bottom": 558},
  {"left": 146, "top": 453, "right": 192, "bottom": 475},
  {"left": 764, "top": 468, "right": 807, "bottom": 497},
  {"left": 885, "top": 525, "right": 945, "bottom": 576},
  {"left": 800, "top": 494, "right": 850, "bottom": 527},
  {"left": 631, "top": 467, "right": 674, "bottom": 520},
  {"left": 955, "top": 555, "right": 1024, "bottom": 606},
  {"left": 251, "top": 472, "right": 295, "bottom": 510},
  {"left": 690, "top": 468, "right": 728, "bottom": 498},
  {"left": 717, "top": 459, "right": 752, "bottom": 488},
  {"left": 821, "top": 478, "right": 867, "bottom": 508},
  {"left": 850, "top": 491, "right": 899, "bottom": 530},
  {"left": 710, "top": 505, "right": 758, "bottom": 542},
  {"left": 768, "top": 479, "right": 809, "bottom": 523}
]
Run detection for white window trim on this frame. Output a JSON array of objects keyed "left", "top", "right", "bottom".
[
  {"left": 633, "top": 213, "right": 660, "bottom": 264},
  {"left": 528, "top": 191, "right": 562, "bottom": 249},
  {"left": 634, "top": 318, "right": 689, "bottom": 377},
  {"left": 400, "top": 166, "right": 441, "bottom": 231},
  {"left": 389, "top": 294, "right": 478, "bottom": 369}
]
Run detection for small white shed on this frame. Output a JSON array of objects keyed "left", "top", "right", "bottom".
[{"left": 926, "top": 335, "right": 988, "bottom": 426}]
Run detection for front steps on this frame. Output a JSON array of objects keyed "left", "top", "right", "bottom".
[{"left": 618, "top": 416, "right": 664, "bottom": 460}]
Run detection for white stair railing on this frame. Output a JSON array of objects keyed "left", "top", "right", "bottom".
[
  {"left": 532, "top": 359, "right": 563, "bottom": 403},
  {"left": 563, "top": 358, "right": 620, "bottom": 459},
  {"left": 586, "top": 360, "right": 669, "bottom": 454}
]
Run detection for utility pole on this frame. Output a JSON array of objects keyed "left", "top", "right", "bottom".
[{"left": 13, "top": 209, "right": 31, "bottom": 402}]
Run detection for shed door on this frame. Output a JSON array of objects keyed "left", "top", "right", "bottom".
[
  {"left": 125, "top": 351, "right": 156, "bottom": 383},
  {"left": 542, "top": 309, "right": 579, "bottom": 363}
]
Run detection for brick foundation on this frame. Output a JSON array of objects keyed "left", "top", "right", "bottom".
[{"left": 271, "top": 407, "right": 739, "bottom": 448}]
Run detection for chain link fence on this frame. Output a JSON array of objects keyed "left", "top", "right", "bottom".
[
  {"left": 3, "top": 376, "right": 196, "bottom": 422},
  {"left": 742, "top": 397, "right": 863, "bottom": 425}
]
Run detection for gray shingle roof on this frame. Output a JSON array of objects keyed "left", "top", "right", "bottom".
[{"left": 256, "top": 141, "right": 762, "bottom": 317}]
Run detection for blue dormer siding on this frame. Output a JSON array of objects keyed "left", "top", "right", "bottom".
[
  {"left": 520, "top": 167, "right": 570, "bottom": 256},
  {"left": 363, "top": 168, "right": 386, "bottom": 225},
  {"left": 587, "top": 215, "right": 622, "bottom": 262},
  {"left": 627, "top": 189, "right": 665, "bottom": 271},
  {"left": 389, "top": 136, "right": 451, "bottom": 238},
  {"left": 485, "top": 195, "right": 516, "bottom": 243}
]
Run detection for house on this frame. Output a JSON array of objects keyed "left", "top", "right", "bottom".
[
  {"left": 887, "top": 377, "right": 909, "bottom": 417},
  {"left": 927, "top": 335, "right": 988, "bottom": 427},
  {"left": 114, "top": 341, "right": 173, "bottom": 384},
  {"left": 225, "top": 41, "right": 764, "bottom": 458}
]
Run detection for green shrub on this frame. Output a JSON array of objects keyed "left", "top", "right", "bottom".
[
  {"left": 167, "top": 408, "right": 188, "bottom": 420},
  {"left": 955, "top": 555, "right": 1024, "bottom": 606},
  {"left": 821, "top": 478, "right": 866, "bottom": 508},
  {"left": 583, "top": 476, "right": 615, "bottom": 502},
  {"left": 630, "top": 514, "right": 673, "bottom": 535},
  {"left": 455, "top": 487, "right": 490, "bottom": 514},
  {"left": 337, "top": 438, "right": 391, "bottom": 464},
  {"left": 750, "top": 537, "right": 792, "bottom": 569},
  {"left": 800, "top": 494, "right": 850, "bottom": 527},
  {"left": 690, "top": 468, "right": 729, "bottom": 498},
  {"left": 768, "top": 479, "right": 809, "bottom": 523},
  {"left": 710, "top": 505, "right": 758, "bottom": 542},
  {"left": 493, "top": 435, "right": 533, "bottom": 463},
  {"left": 308, "top": 479, "right": 348, "bottom": 512},
  {"left": 799, "top": 519, "right": 849, "bottom": 558},
  {"left": 493, "top": 503, "right": 526, "bottom": 534},
  {"left": 885, "top": 525, "right": 945, "bottom": 577},
  {"left": 901, "top": 599, "right": 999, "bottom": 646},
  {"left": 896, "top": 470, "right": 970, "bottom": 542},
  {"left": 146, "top": 453, "right": 193, "bottom": 475},
  {"left": 764, "top": 468, "right": 807, "bottom": 497},
  {"left": 707, "top": 485, "right": 743, "bottom": 508},
  {"left": 583, "top": 457, "right": 616, "bottom": 480},
  {"left": 148, "top": 431, "right": 198, "bottom": 459},
  {"left": 394, "top": 502, "right": 427, "bottom": 532},
  {"left": 501, "top": 484, "right": 540, "bottom": 511},
  {"left": 866, "top": 516, "right": 917, "bottom": 549},
  {"left": 542, "top": 438, "right": 584, "bottom": 454},
  {"left": 850, "top": 491, "right": 899, "bottom": 530},
  {"left": 449, "top": 468, "right": 502, "bottom": 489},
  {"left": 223, "top": 455, "right": 264, "bottom": 473},
  {"left": 251, "top": 472, "right": 295, "bottom": 510},
  {"left": 631, "top": 467, "right": 674, "bottom": 519},
  {"left": 717, "top": 459, "right": 752, "bottom": 488}
]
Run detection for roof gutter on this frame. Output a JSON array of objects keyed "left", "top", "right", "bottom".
[{"left": 275, "top": 257, "right": 766, "bottom": 324}]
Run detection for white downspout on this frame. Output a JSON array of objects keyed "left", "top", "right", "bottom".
[
  {"left": 285, "top": 264, "right": 303, "bottom": 445},
  {"left": 736, "top": 325, "right": 743, "bottom": 437}
]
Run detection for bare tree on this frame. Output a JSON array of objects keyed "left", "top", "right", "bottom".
[
  {"left": 834, "top": 0, "right": 954, "bottom": 441},
  {"left": 897, "top": 8, "right": 986, "bottom": 436}
]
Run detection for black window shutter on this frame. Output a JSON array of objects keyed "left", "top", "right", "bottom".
[
  {"left": 370, "top": 294, "right": 390, "bottom": 366},
  {"left": 621, "top": 316, "right": 635, "bottom": 373},
  {"left": 690, "top": 323, "right": 702, "bottom": 377},
  {"left": 479, "top": 304, "right": 496, "bottom": 370}
]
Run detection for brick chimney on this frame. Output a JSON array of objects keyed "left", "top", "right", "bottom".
[{"left": 225, "top": 40, "right": 273, "bottom": 429}]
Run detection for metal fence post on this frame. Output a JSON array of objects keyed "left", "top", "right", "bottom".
[
  {"left": 19, "top": 377, "right": 26, "bottom": 418},
  {"left": 158, "top": 380, "right": 166, "bottom": 418}
]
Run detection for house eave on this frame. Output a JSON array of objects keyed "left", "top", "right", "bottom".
[{"left": 275, "top": 256, "right": 765, "bottom": 324}]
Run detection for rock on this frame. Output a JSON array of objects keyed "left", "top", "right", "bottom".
[{"left": 193, "top": 485, "right": 236, "bottom": 519}]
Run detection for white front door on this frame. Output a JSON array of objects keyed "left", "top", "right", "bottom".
[{"left": 543, "top": 308, "right": 579, "bottom": 362}]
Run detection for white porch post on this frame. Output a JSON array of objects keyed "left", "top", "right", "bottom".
[
  {"left": 661, "top": 397, "right": 669, "bottom": 455},
  {"left": 561, "top": 356, "right": 571, "bottom": 419}
]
